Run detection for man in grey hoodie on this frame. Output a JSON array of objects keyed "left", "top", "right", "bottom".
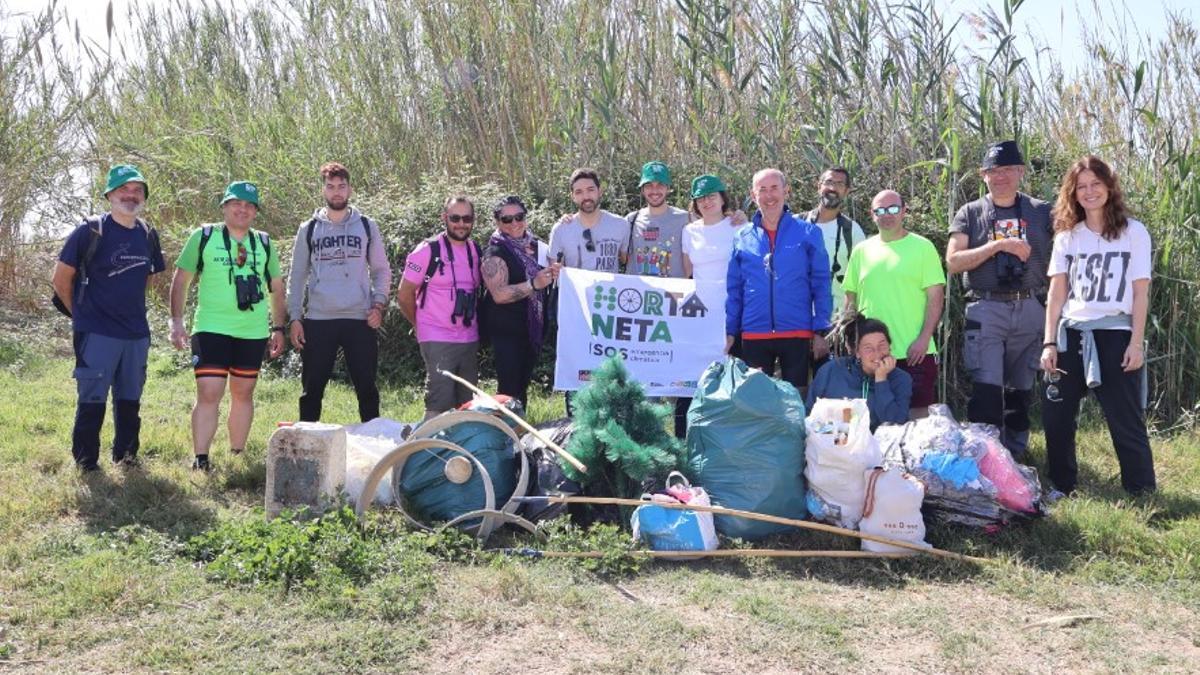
[{"left": 287, "top": 162, "right": 392, "bottom": 422}]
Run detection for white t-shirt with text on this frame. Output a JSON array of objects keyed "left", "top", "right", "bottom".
[{"left": 1047, "top": 218, "right": 1152, "bottom": 324}]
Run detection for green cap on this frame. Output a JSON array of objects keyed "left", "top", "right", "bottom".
[
  {"left": 221, "top": 181, "right": 260, "bottom": 208},
  {"left": 638, "top": 161, "right": 671, "bottom": 188},
  {"left": 690, "top": 174, "right": 727, "bottom": 199},
  {"left": 104, "top": 164, "right": 148, "bottom": 199}
]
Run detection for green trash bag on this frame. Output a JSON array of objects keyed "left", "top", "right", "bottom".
[
  {"left": 685, "top": 357, "right": 807, "bottom": 540},
  {"left": 398, "top": 411, "right": 519, "bottom": 525}
]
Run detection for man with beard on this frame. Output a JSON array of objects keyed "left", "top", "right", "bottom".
[
  {"left": 397, "top": 195, "right": 483, "bottom": 420},
  {"left": 549, "top": 168, "right": 630, "bottom": 273},
  {"left": 946, "top": 141, "right": 1053, "bottom": 460},
  {"left": 52, "top": 164, "right": 166, "bottom": 471},
  {"left": 625, "top": 161, "right": 688, "bottom": 278},
  {"left": 286, "top": 162, "right": 391, "bottom": 423},
  {"left": 726, "top": 168, "right": 833, "bottom": 394},
  {"left": 804, "top": 167, "right": 866, "bottom": 369}
]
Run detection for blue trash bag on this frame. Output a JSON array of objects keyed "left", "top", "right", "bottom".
[
  {"left": 398, "top": 409, "right": 519, "bottom": 525},
  {"left": 685, "top": 357, "right": 807, "bottom": 540}
]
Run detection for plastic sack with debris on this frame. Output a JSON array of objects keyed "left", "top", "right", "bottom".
[{"left": 804, "top": 398, "right": 882, "bottom": 529}]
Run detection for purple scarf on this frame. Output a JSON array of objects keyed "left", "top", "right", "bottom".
[{"left": 489, "top": 228, "right": 547, "bottom": 351}]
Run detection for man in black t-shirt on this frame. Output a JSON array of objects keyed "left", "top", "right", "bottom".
[
  {"left": 52, "top": 165, "right": 166, "bottom": 471},
  {"left": 946, "top": 141, "right": 1053, "bottom": 460}
]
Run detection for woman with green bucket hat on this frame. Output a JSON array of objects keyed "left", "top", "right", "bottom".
[{"left": 675, "top": 174, "right": 740, "bottom": 437}]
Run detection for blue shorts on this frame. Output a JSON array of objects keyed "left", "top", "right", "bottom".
[{"left": 72, "top": 331, "right": 150, "bottom": 404}]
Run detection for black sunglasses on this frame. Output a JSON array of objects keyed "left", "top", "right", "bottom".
[
  {"left": 582, "top": 228, "right": 595, "bottom": 252},
  {"left": 498, "top": 212, "right": 527, "bottom": 225},
  {"left": 447, "top": 214, "right": 475, "bottom": 224},
  {"left": 236, "top": 242, "right": 247, "bottom": 267}
]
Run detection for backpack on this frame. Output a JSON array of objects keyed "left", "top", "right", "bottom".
[
  {"left": 806, "top": 209, "right": 856, "bottom": 283},
  {"left": 304, "top": 214, "right": 374, "bottom": 264},
  {"left": 196, "top": 224, "right": 273, "bottom": 285},
  {"left": 415, "top": 233, "right": 481, "bottom": 308},
  {"left": 52, "top": 216, "right": 162, "bottom": 318}
]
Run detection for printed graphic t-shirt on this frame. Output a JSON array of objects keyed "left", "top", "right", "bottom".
[
  {"left": 176, "top": 224, "right": 281, "bottom": 340},
  {"left": 548, "top": 211, "right": 630, "bottom": 273},
  {"left": 627, "top": 206, "right": 689, "bottom": 278},
  {"left": 402, "top": 235, "right": 481, "bottom": 343},
  {"left": 1048, "top": 219, "right": 1152, "bottom": 323},
  {"left": 842, "top": 232, "right": 946, "bottom": 358},
  {"left": 58, "top": 215, "right": 166, "bottom": 339}
]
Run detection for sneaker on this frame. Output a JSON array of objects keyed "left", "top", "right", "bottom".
[
  {"left": 1044, "top": 488, "right": 1068, "bottom": 505},
  {"left": 192, "top": 455, "right": 212, "bottom": 472},
  {"left": 119, "top": 455, "right": 142, "bottom": 470}
]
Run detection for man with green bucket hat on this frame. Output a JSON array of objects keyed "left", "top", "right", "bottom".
[
  {"left": 625, "top": 161, "right": 689, "bottom": 278},
  {"left": 52, "top": 164, "right": 166, "bottom": 472},
  {"left": 169, "top": 181, "right": 287, "bottom": 471}
]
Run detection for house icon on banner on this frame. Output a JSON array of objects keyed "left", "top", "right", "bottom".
[{"left": 680, "top": 292, "right": 708, "bottom": 318}]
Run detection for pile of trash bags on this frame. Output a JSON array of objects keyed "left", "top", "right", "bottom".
[{"left": 874, "top": 404, "right": 1046, "bottom": 527}]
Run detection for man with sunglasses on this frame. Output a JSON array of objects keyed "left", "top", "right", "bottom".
[
  {"left": 286, "top": 162, "right": 391, "bottom": 424},
  {"left": 946, "top": 141, "right": 1052, "bottom": 459},
  {"left": 397, "top": 195, "right": 483, "bottom": 420},
  {"left": 549, "top": 168, "right": 630, "bottom": 273},
  {"left": 170, "top": 181, "right": 286, "bottom": 471},
  {"left": 52, "top": 164, "right": 166, "bottom": 472},
  {"left": 726, "top": 168, "right": 832, "bottom": 394},
  {"left": 804, "top": 167, "right": 867, "bottom": 370},
  {"left": 842, "top": 190, "right": 945, "bottom": 418}
]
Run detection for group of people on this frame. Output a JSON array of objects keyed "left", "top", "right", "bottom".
[{"left": 54, "top": 142, "right": 1157, "bottom": 497}]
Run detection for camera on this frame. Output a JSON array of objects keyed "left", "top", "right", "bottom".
[
  {"left": 452, "top": 288, "right": 477, "bottom": 326},
  {"left": 995, "top": 252, "right": 1026, "bottom": 289},
  {"left": 235, "top": 273, "right": 264, "bottom": 311}
]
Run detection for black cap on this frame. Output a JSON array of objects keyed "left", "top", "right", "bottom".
[{"left": 981, "top": 140, "right": 1025, "bottom": 169}]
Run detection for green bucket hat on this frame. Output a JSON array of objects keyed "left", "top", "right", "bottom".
[
  {"left": 691, "top": 174, "right": 727, "bottom": 199},
  {"left": 638, "top": 161, "right": 671, "bottom": 188},
  {"left": 221, "top": 181, "right": 261, "bottom": 208},
  {"left": 104, "top": 164, "right": 148, "bottom": 199}
]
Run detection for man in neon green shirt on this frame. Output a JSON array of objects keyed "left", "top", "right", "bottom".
[
  {"left": 843, "top": 189, "right": 946, "bottom": 417},
  {"left": 169, "top": 181, "right": 286, "bottom": 471}
]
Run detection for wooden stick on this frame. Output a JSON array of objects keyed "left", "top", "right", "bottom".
[
  {"left": 437, "top": 369, "right": 588, "bottom": 474},
  {"left": 517, "top": 495, "right": 988, "bottom": 564},
  {"left": 498, "top": 548, "right": 913, "bottom": 560}
]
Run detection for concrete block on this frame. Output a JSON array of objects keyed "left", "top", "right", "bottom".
[{"left": 265, "top": 422, "right": 346, "bottom": 518}]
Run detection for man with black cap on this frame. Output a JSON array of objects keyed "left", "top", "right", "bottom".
[
  {"left": 52, "top": 164, "right": 165, "bottom": 471},
  {"left": 946, "top": 140, "right": 1053, "bottom": 460},
  {"left": 625, "top": 161, "right": 689, "bottom": 278}
]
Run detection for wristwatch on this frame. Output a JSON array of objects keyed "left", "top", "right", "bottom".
[{"left": 271, "top": 325, "right": 285, "bottom": 333}]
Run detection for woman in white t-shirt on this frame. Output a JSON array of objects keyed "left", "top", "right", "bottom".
[{"left": 1040, "top": 155, "right": 1155, "bottom": 497}]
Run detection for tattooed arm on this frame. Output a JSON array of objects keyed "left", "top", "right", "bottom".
[{"left": 483, "top": 253, "right": 541, "bottom": 304}]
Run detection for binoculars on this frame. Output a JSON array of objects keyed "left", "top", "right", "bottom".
[
  {"left": 452, "top": 288, "right": 477, "bottom": 326},
  {"left": 995, "top": 252, "right": 1026, "bottom": 288},
  {"left": 235, "top": 274, "right": 265, "bottom": 311}
]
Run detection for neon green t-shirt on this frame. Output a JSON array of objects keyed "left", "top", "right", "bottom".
[
  {"left": 842, "top": 232, "right": 946, "bottom": 358},
  {"left": 176, "top": 224, "right": 281, "bottom": 339}
]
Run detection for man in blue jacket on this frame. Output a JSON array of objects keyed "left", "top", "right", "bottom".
[{"left": 726, "top": 168, "right": 833, "bottom": 393}]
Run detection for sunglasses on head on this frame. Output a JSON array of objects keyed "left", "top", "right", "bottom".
[
  {"left": 582, "top": 228, "right": 595, "bottom": 252},
  {"left": 447, "top": 214, "right": 475, "bottom": 224},
  {"left": 498, "top": 212, "right": 527, "bottom": 225},
  {"left": 872, "top": 204, "right": 902, "bottom": 216}
]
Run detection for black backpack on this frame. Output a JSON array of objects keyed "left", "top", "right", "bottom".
[
  {"left": 52, "top": 216, "right": 161, "bottom": 318},
  {"left": 195, "top": 224, "right": 273, "bottom": 285},
  {"left": 416, "top": 233, "right": 487, "bottom": 340},
  {"left": 304, "top": 214, "right": 375, "bottom": 264}
]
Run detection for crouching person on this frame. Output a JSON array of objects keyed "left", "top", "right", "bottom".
[
  {"left": 806, "top": 317, "right": 912, "bottom": 431},
  {"left": 169, "top": 182, "right": 286, "bottom": 471}
]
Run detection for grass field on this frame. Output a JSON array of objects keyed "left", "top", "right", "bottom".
[{"left": 0, "top": 324, "right": 1197, "bottom": 673}]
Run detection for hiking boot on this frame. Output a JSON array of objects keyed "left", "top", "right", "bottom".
[{"left": 192, "top": 455, "right": 212, "bottom": 472}]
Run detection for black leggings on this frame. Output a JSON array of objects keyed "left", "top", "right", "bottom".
[
  {"left": 299, "top": 319, "right": 380, "bottom": 423},
  {"left": 1042, "top": 328, "right": 1155, "bottom": 495},
  {"left": 491, "top": 331, "right": 539, "bottom": 408}
]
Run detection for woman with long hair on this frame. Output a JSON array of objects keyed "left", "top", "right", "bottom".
[
  {"left": 480, "top": 195, "right": 559, "bottom": 408},
  {"left": 1040, "top": 155, "right": 1155, "bottom": 496}
]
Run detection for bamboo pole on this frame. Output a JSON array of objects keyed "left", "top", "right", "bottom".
[
  {"left": 437, "top": 369, "right": 588, "bottom": 474},
  {"left": 496, "top": 548, "right": 914, "bottom": 560},
  {"left": 516, "top": 495, "right": 988, "bottom": 564}
]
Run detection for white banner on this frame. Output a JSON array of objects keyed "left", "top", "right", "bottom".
[{"left": 553, "top": 268, "right": 726, "bottom": 396}]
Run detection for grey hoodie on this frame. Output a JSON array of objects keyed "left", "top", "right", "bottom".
[{"left": 287, "top": 206, "right": 392, "bottom": 321}]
